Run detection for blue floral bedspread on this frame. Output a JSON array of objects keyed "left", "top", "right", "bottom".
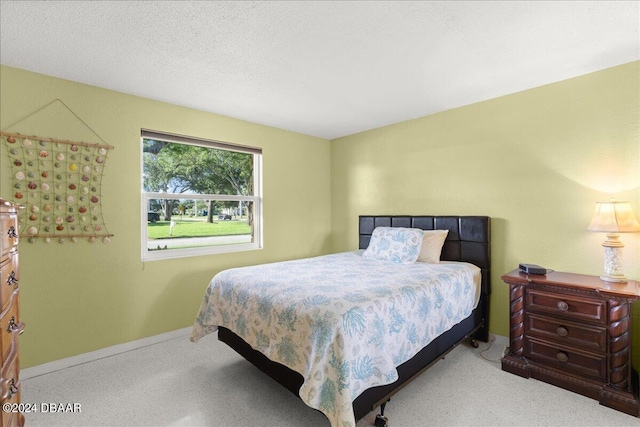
[{"left": 191, "top": 251, "right": 480, "bottom": 427}]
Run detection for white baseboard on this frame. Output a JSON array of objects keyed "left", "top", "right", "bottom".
[{"left": 20, "top": 326, "right": 192, "bottom": 380}]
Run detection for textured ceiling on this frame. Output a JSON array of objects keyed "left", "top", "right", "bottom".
[{"left": 1, "top": 1, "right": 638, "bottom": 140}]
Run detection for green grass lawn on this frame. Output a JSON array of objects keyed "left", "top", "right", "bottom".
[{"left": 147, "top": 217, "right": 251, "bottom": 239}]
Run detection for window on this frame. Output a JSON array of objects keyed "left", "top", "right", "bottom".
[{"left": 141, "top": 130, "right": 262, "bottom": 261}]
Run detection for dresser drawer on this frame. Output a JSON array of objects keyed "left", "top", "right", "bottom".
[
  {"left": 0, "top": 213, "right": 19, "bottom": 259},
  {"left": 526, "top": 313, "right": 607, "bottom": 352},
  {"left": 0, "top": 348, "right": 20, "bottom": 401},
  {"left": 0, "top": 255, "right": 19, "bottom": 311},
  {"left": 526, "top": 289, "right": 606, "bottom": 325},
  {"left": 525, "top": 336, "right": 607, "bottom": 380},
  {"left": 0, "top": 291, "right": 21, "bottom": 360},
  {"left": 0, "top": 383, "right": 23, "bottom": 427}
]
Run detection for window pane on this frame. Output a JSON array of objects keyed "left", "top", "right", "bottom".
[
  {"left": 146, "top": 198, "right": 254, "bottom": 252},
  {"left": 141, "top": 131, "right": 261, "bottom": 260},
  {"left": 142, "top": 139, "right": 254, "bottom": 196}
]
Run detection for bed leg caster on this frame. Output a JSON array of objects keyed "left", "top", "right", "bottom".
[
  {"left": 470, "top": 338, "right": 479, "bottom": 348},
  {"left": 375, "top": 400, "right": 390, "bottom": 427},
  {"left": 375, "top": 414, "right": 389, "bottom": 427}
]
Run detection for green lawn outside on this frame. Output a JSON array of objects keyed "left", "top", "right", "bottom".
[{"left": 147, "top": 217, "right": 251, "bottom": 239}]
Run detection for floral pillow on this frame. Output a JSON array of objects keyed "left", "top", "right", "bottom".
[{"left": 362, "top": 227, "right": 424, "bottom": 264}]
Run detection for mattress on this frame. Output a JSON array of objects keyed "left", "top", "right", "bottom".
[{"left": 191, "top": 251, "right": 481, "bottom": 426}]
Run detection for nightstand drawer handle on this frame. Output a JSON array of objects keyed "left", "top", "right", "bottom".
[
  {"left": 557, "top": 301, "right": 568, "bottom": 311},
  {"left": 8, "top": 226, "right": 18, "bottom": 239},
  {"left": 7, "top": 271, "right": 18, "bottom": 286},
  {"left": 556, "top": 326, "right": 568, "bottom": 337},
  {"left": 556, "top": 352, "right": 569, "bottom": 362}
]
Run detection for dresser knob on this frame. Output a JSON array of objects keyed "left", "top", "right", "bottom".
[
  {"left": 7, "top": 271, "right": 18, "bottom": 286},
  {"left": 7, "top": 226, "right": 18, "bottom": 239},
  {"left": 557, "top": 301, "right": 569, "bottom": 311},
  {"left": 556, "top": 326, "right": 568, "bottom": 337},
  {"left": 556, "top": 352, "right": 569, "bottom": 362}
]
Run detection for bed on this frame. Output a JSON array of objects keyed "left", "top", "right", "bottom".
[{"left": 191, "top": 215, "right": 491, "bottom": 426}]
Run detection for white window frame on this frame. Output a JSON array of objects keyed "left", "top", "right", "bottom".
[{"left": 140, "top": 130, "right": 262, "bottom": 261}]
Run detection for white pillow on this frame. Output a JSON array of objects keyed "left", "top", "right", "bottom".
[
  {"left": 362, "top": 227, "right": 424, "bottom": 264},
  {"left": 417, "top": 229, "right": 449, "bottom": 263}
]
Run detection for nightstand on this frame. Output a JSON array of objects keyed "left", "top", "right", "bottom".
[{"left": 501, "top": 269, "right": 640, "bottom": 417}]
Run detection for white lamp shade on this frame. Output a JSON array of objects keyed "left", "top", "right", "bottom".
[{"left": 587, "top": 201, "right": 640, "bottom": 233}]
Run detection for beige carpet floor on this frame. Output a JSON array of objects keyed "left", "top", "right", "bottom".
[{"left": 21, "top": 332, "right": 640, "bottom": 427}]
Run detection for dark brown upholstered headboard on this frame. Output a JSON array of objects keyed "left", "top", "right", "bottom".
[{"left": 358, "top": 215, "right": 491, "bottom": 296}]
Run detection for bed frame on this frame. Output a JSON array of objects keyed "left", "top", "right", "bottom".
[{"left": 218, "top": 215, "right": 491, "bottom": 423}]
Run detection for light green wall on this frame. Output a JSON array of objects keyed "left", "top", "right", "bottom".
[
  {"left": 0, "top": 65, "right": 332, "bottom": 368},
  {"left": 330, "top": 61, "right": 640, "bottom": 366},
  {"left": 2, "top": 62, "right": 639, "bottom": 370}
]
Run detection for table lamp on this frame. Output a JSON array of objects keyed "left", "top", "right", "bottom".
[{"left": 587, "top": 200, "right": 640, "bottom": 283}]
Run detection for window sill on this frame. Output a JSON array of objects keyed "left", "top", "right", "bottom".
[{"left": 142, "top": 241, "right": 262, "bottom": 262}]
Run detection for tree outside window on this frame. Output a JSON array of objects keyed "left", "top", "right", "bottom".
[{"left": 141, "top": 131, "right": 262, "bottom": 261}]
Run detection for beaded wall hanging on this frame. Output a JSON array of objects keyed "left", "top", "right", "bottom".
[{"left": 1, "top": 100, "right": 114, "bottom": 244}]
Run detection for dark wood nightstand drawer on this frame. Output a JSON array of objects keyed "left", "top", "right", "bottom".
[
  {"left": 526, "top": 289, "right": 606, "bottom": 325},
  {"left": 524, "top": 336, "right": 607, "bottom": 381},
  {"left": 525, "top": 313, "right": 607, "bottom": 352}
]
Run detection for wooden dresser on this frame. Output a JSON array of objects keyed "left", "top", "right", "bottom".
[
  {"left": 502, "top": 269, "right": 640, "bottom": 416},
  {"left": 0, "top": 199, "right": 25, "bottom": 427}
]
